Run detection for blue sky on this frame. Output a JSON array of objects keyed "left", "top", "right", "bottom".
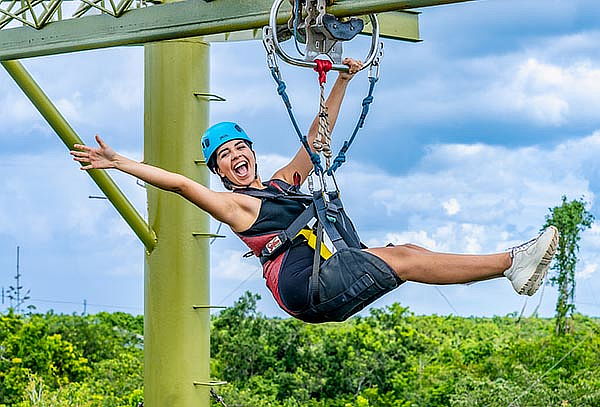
[{"left": 1, "top": 0, "right": 600, "bottom": 318}]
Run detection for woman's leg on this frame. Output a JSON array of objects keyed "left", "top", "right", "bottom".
[
  {"left": 368, "top": 226, "right": 559, "bottom": 295},
  {"left": 366, "top": 244, "right": 510, "bottom": 284}
]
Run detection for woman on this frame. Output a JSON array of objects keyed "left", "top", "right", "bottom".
[{"left": 71, "top": 58, "right": 559, "bottom": 323}]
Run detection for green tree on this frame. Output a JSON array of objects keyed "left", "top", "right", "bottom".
[{"left": 543, "top": 196, "right": 594, "bottom": 335}]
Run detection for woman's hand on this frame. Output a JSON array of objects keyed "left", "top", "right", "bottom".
[
  {"left": 70, "top": 135, "right": 118, "bottom": 170},
  {"left": 338, "top": 58, "right": 363, "bottom": 81}
]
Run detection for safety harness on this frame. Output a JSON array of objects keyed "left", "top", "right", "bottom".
[
  {"left": 236, "top": 180, "right": 363, "bottom": 302},
  {"left": 237, "top": 181, "right": 362, "bottom": 260}
]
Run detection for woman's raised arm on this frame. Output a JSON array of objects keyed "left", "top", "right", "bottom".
[
  {"left": 70, "top": 135, "right": 252, "bottom": 229},
  {"left": 271, "top": 58, "right": 363, "bottom": 185}
]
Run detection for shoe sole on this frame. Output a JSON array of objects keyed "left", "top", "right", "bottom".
[{"left": 518, "top": 226, "right": 559, "bottom": 296}]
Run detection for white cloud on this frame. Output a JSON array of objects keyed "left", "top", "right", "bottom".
[
  {"left": 323, "top": 130, "right": 600, "bottom": 261},
  {"left": 491, "top": 58, "right": 600, "bottom": 126},
  {"left": 0, "top": 150, "right": 146, "bottom": 243},
  {"left": 55, "top": 94, "right": 83, "bottom": 123},
  {"left": 577, "top": 263, "right": 597, "bottom": 280},
  {"left": 107, "top": 262, "right": 143, "bottom": 277},
  {"left": 0, "top": 49, "right": 144, "bottom": 141},
  {"left": 442, "top": 198, "right": 461, "bottom": 216},
  {"left": 366, "top": 230, "right": 441, "bottom": 251},
  {"left": 371, "top": 31, "right": 600, "bottom": 128},
  {"left": 213, "top": 249, "right": 261, "bottom": 280}
]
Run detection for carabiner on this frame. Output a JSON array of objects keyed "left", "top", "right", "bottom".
[{"left": 368, "top": 42, "right": 384, "bottom": 80}]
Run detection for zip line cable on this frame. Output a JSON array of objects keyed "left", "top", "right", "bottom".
[
  {"left": 434, "top": 286, "right": 459, "bottom": 315},
  {"left": 517, "top": 297, "right": 528, "bottom": 322},
  {"left": 530, "top": 275, "right": 548, "bottom": 317},
  {"left": 217, "top": 268, "right": 261, "bottom": 306},
  {"left": 210, "top": 222, "right": 224, "bottom": 245}
]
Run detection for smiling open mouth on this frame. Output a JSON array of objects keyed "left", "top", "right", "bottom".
[{"left": 233, "top": 161, "right": 249, "bottom": 177}]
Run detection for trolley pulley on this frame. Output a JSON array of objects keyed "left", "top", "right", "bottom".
[{"left": 265, "top": 0, "right": 381, "bottom": 72}]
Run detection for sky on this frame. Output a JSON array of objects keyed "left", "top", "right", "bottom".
[{"left": 1, "top": 0, "right": 600, "bottom": 319}]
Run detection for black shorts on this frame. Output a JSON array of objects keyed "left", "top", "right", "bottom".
[{"left": 294, "top": 248, "right": 403, "bottom": 323}]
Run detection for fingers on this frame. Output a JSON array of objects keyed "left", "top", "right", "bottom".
[
  {"left": 71, "top": 156, "right": 89, "bottom": 163},
  {"left": 341, "top": 58, "right": 363, "bottom": 76},
  {"left": 72, "top": 143, "right": 91, "bottom": 152},
  {"left": 70, "top": 151, "right": 90, "bottom": 164},
  {"left": 70, "top": 149, "right": 91, "bottom": 168},
  {"left": 70, "top": 150, "right": 88, "bottom": 158},
  {"left": 70, "top": 135, "right": 109, "bottom": 171},
  {"left": 72, "top": 155, "right": 93, "bottom": 169},
  {"left": 95, "top": 134, "right": 107, "bottom": 149}
]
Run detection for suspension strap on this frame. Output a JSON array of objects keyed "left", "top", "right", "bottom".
[
  {"left": 312, "top": 59, "right": 333, "bottom": 168},
  {"left": 310, "top": 221, "right": 324, "bottom": 304},
  {"left": 269, "top": 66, "right": 324, "bottom": 174},
  {"left": 327, "top": 75, "right": 378, "bottom": 175},
  {"left": 263, "top": 25, "right": 383, "bottom": 177}
]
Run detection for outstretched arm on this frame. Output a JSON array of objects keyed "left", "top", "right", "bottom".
[
  {"left": 272, "top": 58, "right": 363, "bottom": 185},
  {"left": 70, "top": 135, "right": 253, "bottom": 230}
]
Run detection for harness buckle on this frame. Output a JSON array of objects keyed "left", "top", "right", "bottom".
[
  {"left": 265, "top": 235, "right": 284, "bottom": 255},
  {"left": 260, "top": 232, "right": 292, "bottom": 261}
]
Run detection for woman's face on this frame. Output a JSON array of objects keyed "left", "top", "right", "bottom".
[{"left": 215, "top": 139, "right": 256, "bottom": 185}]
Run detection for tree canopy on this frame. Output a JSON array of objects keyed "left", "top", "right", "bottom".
[{"left": 2, "top": 294, "right": 598, "bottom": 407}]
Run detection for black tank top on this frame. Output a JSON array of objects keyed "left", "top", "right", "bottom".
[{"left": 236, "top": 180, "right": 313, "bottom": 311}]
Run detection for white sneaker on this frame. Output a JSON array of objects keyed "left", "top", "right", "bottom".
[{"left": 503, "top": 226, "right": 559, "bottom": 296}]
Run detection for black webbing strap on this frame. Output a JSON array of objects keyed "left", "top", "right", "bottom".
[
  {"left": 313, "top": 192, "right": 348, "bottom": 251},
  {"left": 313, "top": 192, "right": 362, "bottom": 251},
  {"left": 327, "top": 192, "right": 362, "bottom": 249},
  {"left": 234, "top": 187, "right": 313, "bottom": 204},
  {"left": 310, "top": 222, "right": 324, "bottom": 304}
]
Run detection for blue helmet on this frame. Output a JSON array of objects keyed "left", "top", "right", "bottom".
[{"left": 201, "top": 122, "right": 253, "bottom": 167}]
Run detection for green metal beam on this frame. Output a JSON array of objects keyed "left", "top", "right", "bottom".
[
  {"left": 203, "top": 10, "right": 420, "bottom": 43},
  {"left": 0, "top": 0, "right": 474, "bottom": 61},
  {"left": 1, "top": 59, "right": 157, "bottom": 252},
  {"left": 361, "top": 10, "right": 420, "bottom": 41}
]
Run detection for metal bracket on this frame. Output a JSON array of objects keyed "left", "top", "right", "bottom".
[
  {"left": 193, "top": 92, "right": 226, "bottom": 102},
  {"left": 192, "top": 232, "right": 225, "bottom": 239},
  {"left": 194, "top": 159, "right": 207, "bottom": 165},
  {"left": 192, "top": 304, "right": 227, "bottom": 310},
  {"left": 193, "top": 380, "right": 227, "bottom": 386}
]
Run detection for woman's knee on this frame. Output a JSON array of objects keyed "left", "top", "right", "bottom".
[{"left": 368, "top": 245, "right": 421, "bottom": 281}]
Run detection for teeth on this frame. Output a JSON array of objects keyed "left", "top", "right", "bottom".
[{"left": 234, "top": 161, "right": 248, "bottom": 170}]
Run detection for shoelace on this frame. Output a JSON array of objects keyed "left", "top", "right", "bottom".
[{"left": 506, "top": 234, "right": 540, "bottom": 259}]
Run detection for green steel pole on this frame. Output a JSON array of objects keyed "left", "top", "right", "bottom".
[
  {"left": 144, "top": 38, "right": 211, "bottom": 407},
  {"left": 1, "top": 59, "right": 157, "bottom": 252}
]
